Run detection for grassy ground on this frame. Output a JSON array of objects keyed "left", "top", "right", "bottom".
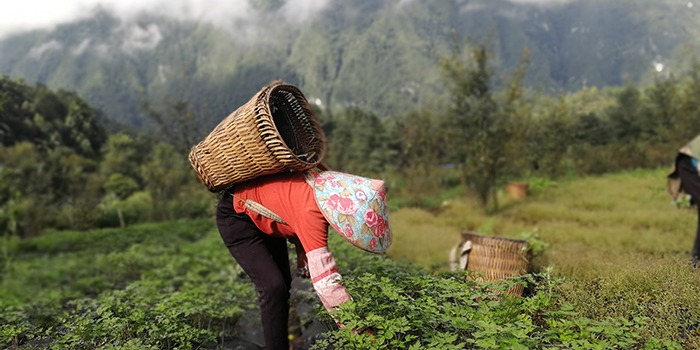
[
  {"left": 4, "top": 167, "right": 700, "bottom": 348},
  {"left": 385, "top": 167, "right": 700, "bottom": 345}
]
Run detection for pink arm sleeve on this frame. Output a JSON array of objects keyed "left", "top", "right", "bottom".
[{"left": 306, "top": 247, "right": 352, "bottom": 312}]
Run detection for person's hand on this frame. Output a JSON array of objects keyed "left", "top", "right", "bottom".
[
  {"left": 293, "top": 241, "right": 309, "bottom": 278},
  {"left": 333, "top": 321, "right": 375, "bottom": 340},
  {"left": 352, "top": 326, "right": 377, "bottom": 343},
  {"left": 296, "top": 265, "right": 310, "bottom": 278}
]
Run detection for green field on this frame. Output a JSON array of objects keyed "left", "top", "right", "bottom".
[
  {"left": 2, "top": 168, "right": 699, "bottom": 349},
  {"left": 388, "top": 167, "right": 700, "bottom": 347}
]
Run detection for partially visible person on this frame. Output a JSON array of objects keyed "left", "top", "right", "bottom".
[
  {"left": 216, "top": 168, "right": 391, "bottom": 350},
  {"left": 668, "top": 134, "right": 700, "bottom": 267}
]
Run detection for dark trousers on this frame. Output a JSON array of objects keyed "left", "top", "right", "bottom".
[
  {"left": 216, "top": 192, "right": 292, "bottom": 350},
  {"left": 677, "top": 154, "right": 700, "bottom": 261}
]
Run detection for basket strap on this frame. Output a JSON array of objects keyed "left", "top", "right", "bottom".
[
  {"left": 241, "top": 198, "right": 287, "bottom": 224},
  {"left": 460, "top": 240, "right": 472, "bottom": 270},
  {"left": 304, "top": 170, "right": 316, "bottom": 187},
  {"left": 449, "top": 239, "right": 473, "bottom": 271}
]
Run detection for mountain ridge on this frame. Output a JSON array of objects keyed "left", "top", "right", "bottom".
[{"left": 1, "top": 0, "right": 698, "bottom": 131}]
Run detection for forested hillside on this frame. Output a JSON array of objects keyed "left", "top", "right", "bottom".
[
  {"left": 2, "top": 46, "right": 700, "bottom": 236},
  {"left": 4, "top": 2, "right": 700, "bottom": 347},
  {"left": 1, "top": 0, "right": 698, "bottom": 131},
  {"left": 0, "top": 76, "right": 212, "bottom": 237},
  {"left": 2, "top": 0, "right": 700, "bottom": 238}
]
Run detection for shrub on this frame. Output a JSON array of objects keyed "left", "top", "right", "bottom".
[
  {"left": 98, "top": 191, "right": 154, "bottom": 228},
  {"left": 0, "top": 220, "right": 257, "bottom": 349},
  {"left": 303, "top": 233, "right": 682, "bottom": 349}
]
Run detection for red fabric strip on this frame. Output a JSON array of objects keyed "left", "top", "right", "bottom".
[{"left": 311, "top": 267, "right": 339, "bottom": 284}]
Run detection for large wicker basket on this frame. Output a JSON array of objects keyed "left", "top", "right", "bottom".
[
  {"left": 460, "top": 231, "right": 530, "bottom": 296},
  {"left": 189, "top": 81, "right": 326, "bottom": 192}
]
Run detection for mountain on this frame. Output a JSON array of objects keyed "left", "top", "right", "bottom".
[{"left": 1, "top": 0, "right": 699, "bottom": 132}]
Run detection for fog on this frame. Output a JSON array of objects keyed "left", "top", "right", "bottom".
[
  {"left": 1, "top": 0, "right": 591, "bottom": 39},
  {"left": 0, "top": 0, "right": 331, "bottom": 38}
]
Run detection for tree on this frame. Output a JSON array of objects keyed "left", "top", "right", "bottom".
[
  {"left": 142, "top": 99, "right": 209, "bottom": 154},
  {"left": 323, "top": 108, "right": 391, "bottom": 176},
  {"left": 98, "top": 133, "right": 151, "bottom": 226},
  {"left": 0, "top": 143, "right": 51, "bottom": 237},
  {"left": 524, "top": 99, "right": 575, "bottom": 177},
  {"left": 100, "top": 133, "right": 148, "bottom": 184},
  {"left": 439, "top": 41, "right": 523, "bottom": 212},
  {"left": 0, "top": 77, "right": 36, "bottom": 146},
  {"left": 391, "top": 108, "right": 446, "bottom": 173},
  {"left": 61, "top": 93, "right": 108, "bottom": 158},
  {"left": 606, "top": 85, "right": 643, "bottom": 142},
  {"left": 636, "top": 76, "right": 678, "bottom": 144},
  {"left": 0, "top": 78, "right": 109, "bottom": 234},
  {"left": 0, "top": 77, "right": 106, "bottom": 157},
  {"left": 103, "top": 173, "right": 139, "bottom": 227},
  {"left": 386, "top": 108, "right": 449, "bottom": 201},
  {"left": 673, "top": 61, "right": 700, "bottom": 146},
  {"left": 140, "top": 143, "right": 190, "bottom": 221}
]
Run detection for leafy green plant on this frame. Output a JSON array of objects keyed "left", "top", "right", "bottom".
[
  {"left": 0, "top": 220, "right": 257, "bottom": 349},
  {"left": 523, "top": 177, "right": 559, "bottom": 195},
  {"left": 515, "top": 228, "right": 549, "bottom": 259},
  {"left": 311, "top": 266, "right": 665, "bottom": 349},
  {"left": 388, "top": 168, "right": 700, "bottom": 347},
  {"left": 2, "top": 168, "right": 697, "bottom": 350},
  {"left": 310, "top": 235, "right": 679, "bottom": 349},
  {"left": 672, "top": 193, "right": 693, "bottom": 209}
]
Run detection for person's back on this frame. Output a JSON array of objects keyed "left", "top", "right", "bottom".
[
  {"left": 232, "top": 171, "right": 329, "bottom": 252},
  {"left": 668, "top": 135, "right": 700, "bottom": 266},
  {"left": 216, "top": 170, "right": 391, "bottom": 349}
]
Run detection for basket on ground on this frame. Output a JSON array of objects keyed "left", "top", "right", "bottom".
[
  {"left": 506, "top": 182, "right": 529, "bottom": 200},
  {"left": 189, "top": 81, "right": 326, "bottom": 192},
  {"left": 459, "top": 231, "right": 530, "bottom": 296}
]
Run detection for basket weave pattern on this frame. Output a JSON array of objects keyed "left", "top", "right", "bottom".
[
  {"left": 461, "top": 232, "right": 530, "bottom": 296},
  {"left": 189, "top": 81, "right": 326, "bottom": 192}
]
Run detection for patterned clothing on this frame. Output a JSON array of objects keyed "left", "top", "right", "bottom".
[
  {"left": 668, "top": 135, "right": 700, "bottom": 201},
  {"left": 676, "top": 155, "right": 700, "bottom": 263},
  {"left": 679, "top": 135, "right": 700, "bottom": 164},
  {"left": 668, "top": 135, "right": 700, "bottom": 264},
  {"left": 227, "top": 171, "right": 352, "bottom": 312}
]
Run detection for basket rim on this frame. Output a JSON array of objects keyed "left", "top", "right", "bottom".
[
  {"left": 460, "top": 231, "right": 527, "bottom": 244},
  {"left": 259, "top": 81, "right": 325, "bottom": 166}
]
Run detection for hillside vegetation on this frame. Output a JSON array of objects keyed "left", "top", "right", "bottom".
[
  {"left": 2, "top": 40, "right": 700, "bottom": 235},
  {"left": 2, "top": 169, "right": 699, "bottom": 349},
  {"left": 1, "top": 0, "right": 699, "bottom": 129},
  {"left": 2, "top": 1, "right": 700, "bottom": 346}
]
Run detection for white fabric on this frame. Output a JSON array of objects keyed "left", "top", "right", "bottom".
[{"left": 306, "top": 247, "right": 352, "bottom": 312}]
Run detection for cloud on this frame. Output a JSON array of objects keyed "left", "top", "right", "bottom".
[
  {"left": 1, "top": 0, "right": 590, "bottom": 40},
  {"left": 278, "top": 0, "right": 331, "bottom": 24},
  {"left": 71, "top": 38, "right": 92, "bottom": 55},
  {"left": 0, "top": 0, "right": 330, "bottom": 39},
  {"left": 0, "top": 1, "right": 94, "bottom": 37},
  {"left": 120, "top": 24, "right": 163, "bottom": 53},
  {"left": 28, "top": 40, "right": 63, "bottom": 59},
  {"left": 506, "top": 0, "right": 579, "bottom": 3}
]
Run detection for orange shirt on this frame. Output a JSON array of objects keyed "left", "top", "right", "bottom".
[{"left": 231, "top": 171, "right": 328, "bottom": 252}]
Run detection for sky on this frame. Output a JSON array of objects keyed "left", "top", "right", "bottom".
[
  {"left": 0, "top": 0, "right": 334, "bottom": 38},
  {"left": 0, "top": 0, "right": 573, "bottom": 39}
]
